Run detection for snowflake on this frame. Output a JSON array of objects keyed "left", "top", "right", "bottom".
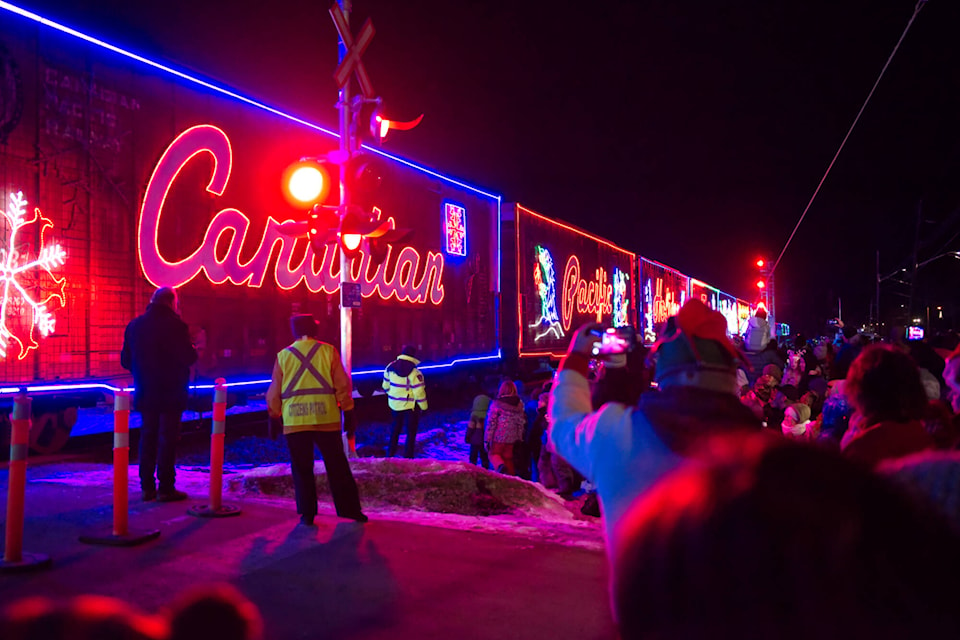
[{"left": 0, "top": 191, "right": 67, "bottom": 360}]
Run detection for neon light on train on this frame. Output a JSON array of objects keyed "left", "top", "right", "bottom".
[
  {"left": 138, "top": 125, "right": 445, "bottom": 305},
  {"left": 561, "top": 256, "right": 613, "bottom": 330},
  {"left": 443, "top": 202, "right": 466, "bottom": 256},
  {"left": 530, "top": 245, "right": 564, "bottom": 341},
  {"left": 613, "top": 267, "right": 630, "bottom": 327},
  {"left": 0, "top": 191, "right": 68, "bottom": 360}
]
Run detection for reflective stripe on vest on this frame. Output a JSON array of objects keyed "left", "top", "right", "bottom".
[{"left": 278, "top": 341, "right": 338, "bottom": 426}]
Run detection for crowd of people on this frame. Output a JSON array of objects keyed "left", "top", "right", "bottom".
[
  {"left": 544, "top": 299, "right": 960, "bottom": 637},
  {"left": 9, "top": 286, "right": 960, "bottom": 637}
]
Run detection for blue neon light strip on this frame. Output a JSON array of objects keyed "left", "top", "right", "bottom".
[
  {"left": 0, "top": 2, "right": 500, "bottom": 201},
  {"left": 0, "top": 351, "right": 501, "bottom": 396}
]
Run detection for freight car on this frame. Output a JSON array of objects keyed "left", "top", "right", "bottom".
[{"left": 0, "top": 4, "right": 500, "bottom": 442}]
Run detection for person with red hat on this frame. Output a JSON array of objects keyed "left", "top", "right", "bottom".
[{"left": 548, "top": 299, "right": 761, "bottom": 552}]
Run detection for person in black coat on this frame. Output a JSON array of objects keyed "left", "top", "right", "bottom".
[{"left": 121, "top": 287, "right": 198, "bottom": 502}]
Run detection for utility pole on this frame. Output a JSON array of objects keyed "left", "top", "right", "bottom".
[
  {"left": 875, "top": 250, "right": 880, "bottom": 329},
  {"left": 908, "top": 199, "right": 922, "bottom": 322},
  {"left": 337, "top": 0, "right": 354, "bottom": 376}
]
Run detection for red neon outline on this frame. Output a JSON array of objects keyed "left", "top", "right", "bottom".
[
  {"left": 516, "top": 204, "right": 632, "bottom": 357},
  {"left": 138, "top": 125, "right": 445, "bottom": 306},
  {"left": 517, "top": 204, "right": 634, "bottom": 256}
]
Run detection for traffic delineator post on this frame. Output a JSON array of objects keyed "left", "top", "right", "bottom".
[
  {"left": 188, "top": 379, "right": 241, "bottom": 518},
  {"left": 79, "top": 390, "right": 160, "bottom": 547},
  {"left": 1, "top": 390, "right": 52, "bottom": 573}
]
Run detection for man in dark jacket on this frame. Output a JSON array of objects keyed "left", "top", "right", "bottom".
[{"left": 121, "top": 287, "right": 197, "bottom": 502}]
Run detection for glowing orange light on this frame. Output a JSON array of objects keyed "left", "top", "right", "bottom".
[
  {"left": 286, "top": 164, "right": 329, "bottom": 204},
  {"left": 342, "top": 233, "right": 363, "bottom": 252},
  {"left": 756, "top": 280, "right": 765, "bottom": 289}
]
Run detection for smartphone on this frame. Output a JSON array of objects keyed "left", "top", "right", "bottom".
[
  {"left": 589, "top": 326, "right": 636, "bottom": 356},
  {"left": 907, "top": 326, "right": 924, "bottom": 341}
]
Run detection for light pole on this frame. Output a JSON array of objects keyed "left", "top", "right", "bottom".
[{"left": 336, "top": 0, "right": 354, "bottom": 377}]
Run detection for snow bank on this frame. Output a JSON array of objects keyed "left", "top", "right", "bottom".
[{"left": 232, "top": 457, "right": 572, "bottom": 519}]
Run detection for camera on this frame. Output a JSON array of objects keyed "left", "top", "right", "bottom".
[{"left": 589, "top": 326, "right": 636, "bottom": 357}]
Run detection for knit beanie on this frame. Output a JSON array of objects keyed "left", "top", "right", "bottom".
[
  {"left": 652, "top": 300, "right": 741, "bottom": 385},
  {"left": 762, "top": 364, "right": 783, "bottom": 384}
]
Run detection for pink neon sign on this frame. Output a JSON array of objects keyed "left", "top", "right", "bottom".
[
  {"left": 561, "top": 255, "right": 613, "bottom": 330},
  {"left": 138, "top": 125, "right": 444, "bottom": 305}
]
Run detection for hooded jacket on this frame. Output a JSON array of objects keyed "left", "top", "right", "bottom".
[
  {"left": 549, "top": 352, "right": 761, "bottom": 550},
  {"left": 744, "top": 315, "right": 771, "bottom": 352},
  {"left": 382, "top": 354, "right": 428, "bottom": 411},
  {"left": 485, "top": 395, "right": 526, "bottom": 445}
]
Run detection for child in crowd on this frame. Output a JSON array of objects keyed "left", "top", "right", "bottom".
[{"left": 466, "top": 391, "right": 491, "bottom": 468}]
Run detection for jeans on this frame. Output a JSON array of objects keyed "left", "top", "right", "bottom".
[
  {"left": 469, "top": 444, "right": 490, "bottom": 468},
  {"left": 139, "top": 411, "right": 182, "bottom": 493},
  {"left": 286, "top": 430, "right": 362, "bottom": 519},
  {"left": 389, "top": 409, "right": 419, "bottom": 458}
]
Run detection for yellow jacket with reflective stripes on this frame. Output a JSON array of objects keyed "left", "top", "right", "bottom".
[
  {"left": 267, "top": 339, "right": 354, "bottom": 434},
  {"left": 382, "top": 354, "right": 428, "bottom": 412}
]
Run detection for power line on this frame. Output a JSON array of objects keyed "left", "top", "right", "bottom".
[{"left": 770, "top": 0, "right": 928, "bottom": 275}]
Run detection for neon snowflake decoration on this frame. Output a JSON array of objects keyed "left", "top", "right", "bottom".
[{"left": 0, "top": 191, "right": 67, "bottom": 360}]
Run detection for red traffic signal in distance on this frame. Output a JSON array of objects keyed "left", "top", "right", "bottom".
[
  {"left": 756, "top": 259, "right": 765, "bottom": 268},
  {"left": 756, "top": 279, "right": 766, "bottom": 289},
  {"left": 282, "top": 159, "right": 332, "bottom": 208}
]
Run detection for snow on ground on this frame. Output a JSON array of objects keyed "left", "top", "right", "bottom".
[
  {"left": 42, "top": 409, "right": 605, "bottom": 551},
  {"left": 29, "top": 460, "right": 603, "bottom": 551}
]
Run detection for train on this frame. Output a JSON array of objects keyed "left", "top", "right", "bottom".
[{"left": 0, "top": 3, "right": 771, "bottom": 444}]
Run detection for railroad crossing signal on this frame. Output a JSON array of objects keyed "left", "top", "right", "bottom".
[{"left": 330, "top": 2, "right": 376, "bottom": 99}]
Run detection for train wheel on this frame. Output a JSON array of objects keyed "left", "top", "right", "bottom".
[
  {"left": 29, "top": 408, "right": 77, "bottom": 456},
  {"left": 357, "top": 381, "right": 378, "bottom": 398}
]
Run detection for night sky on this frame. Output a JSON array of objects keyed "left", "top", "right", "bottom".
[{"left": 14, "top": 0, "right": 960, "bottom": 335}]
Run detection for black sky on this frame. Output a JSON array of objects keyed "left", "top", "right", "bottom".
[{"left": 14, "top": 0, "right": 960, "bottom": 334}]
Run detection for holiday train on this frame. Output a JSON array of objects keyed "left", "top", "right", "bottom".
[{"left": 0, "top": 3, "right": 762, "bottom": 440}]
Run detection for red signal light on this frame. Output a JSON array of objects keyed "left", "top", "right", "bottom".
[
  {"left": 756, "top": 259, "right": 765, "bottom": 268},
  {"left": 756, "top": 280, "right": 766, "bottom": 289},
  {"left": 341, "top": 233, "right": 363, "bottom": 253},
  {"left": 282, "top": 160, "right": 331, "bottom": 207}
]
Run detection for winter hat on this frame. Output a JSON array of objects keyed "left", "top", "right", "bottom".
[
  {"left": 919, "top": 368, "right": 941, "bottom": 401},
  {"left": 762, "top": 364, "right": 783, "bottom": 384},
  {"left": 787, "top": 403, "right": 811, "bottom": 424},
  {"left": 755, "top": 375, "right": 778, "bottom": 390},
  {"left": 652, "top": 300, "right": 741, "bottom": 386}
]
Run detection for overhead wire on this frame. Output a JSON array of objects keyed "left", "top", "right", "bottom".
[{"left": 770, "top": 0, "right": 928, "bottom": 275}]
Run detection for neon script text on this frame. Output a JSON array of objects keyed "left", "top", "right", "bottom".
[
  {"left": 561, "top": 256, "right": 613, "bottom": 330},
  {"left": 138, "top": 125, "right": 444, "bottom": 305}
]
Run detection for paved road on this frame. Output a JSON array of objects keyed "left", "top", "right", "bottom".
[{"left": 0, "top": 464, "right": 616, "bottom": 639}]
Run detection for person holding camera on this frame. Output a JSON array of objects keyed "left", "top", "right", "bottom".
[{"left": 548, "top": 299, "right": 761, "bottom": 545}]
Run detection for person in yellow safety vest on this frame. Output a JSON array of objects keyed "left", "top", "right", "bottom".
[
  {"left": 383, "top": 345, "right": 428, "bottom": 458},
  {"left": 267, "top": 314, "right": 367, "bottom": 525}
]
